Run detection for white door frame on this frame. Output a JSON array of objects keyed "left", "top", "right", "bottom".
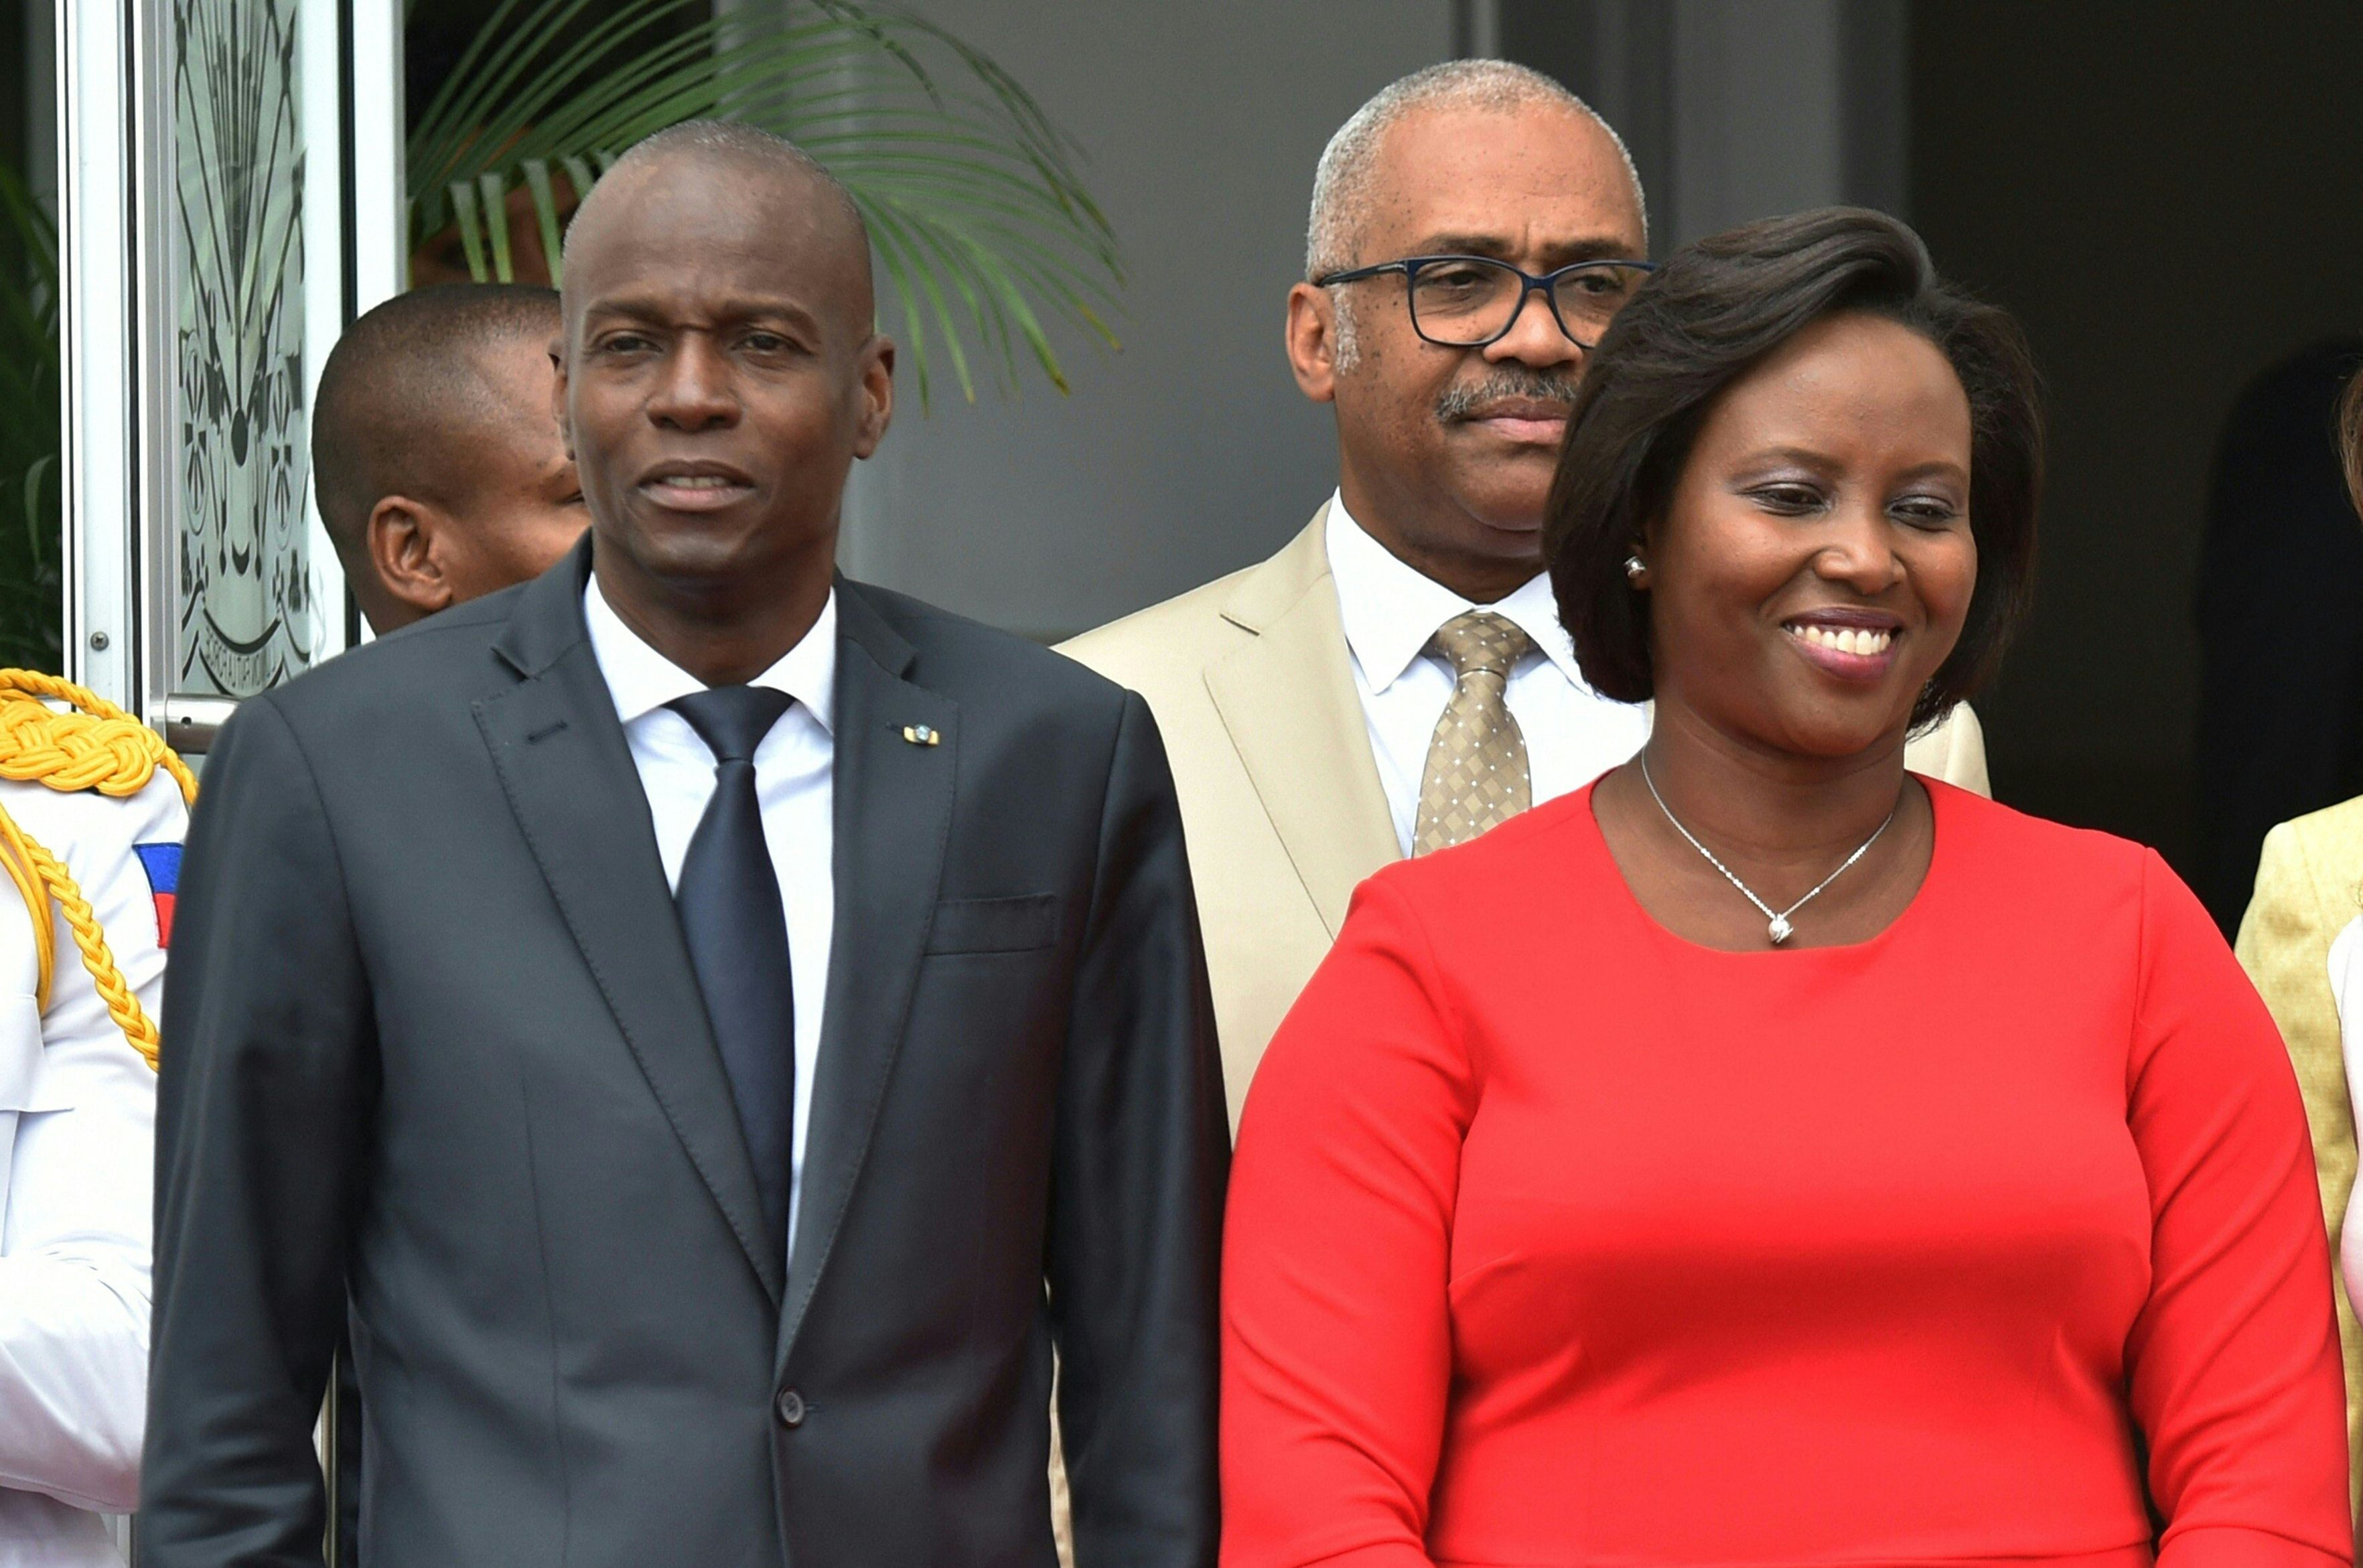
[{"left": 55, "top": 0, "right": 403, "bottom": 735}]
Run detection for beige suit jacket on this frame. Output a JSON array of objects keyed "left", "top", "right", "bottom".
[
  {"left": 1061, "top": 502, "right": 1993, "bottom": 1117},
  {"left": 2235, "top": 795, "right": 2363, "bottom": 1527}
]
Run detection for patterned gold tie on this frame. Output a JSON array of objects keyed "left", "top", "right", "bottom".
[{"left": 1413, "top": 611, "right": 1534, "bottom": 856}]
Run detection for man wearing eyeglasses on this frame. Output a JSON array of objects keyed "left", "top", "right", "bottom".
[{"left": 1063, "top": 59, "right": 1989, "bottom": 1114}]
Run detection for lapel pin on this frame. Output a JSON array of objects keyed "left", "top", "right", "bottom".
[{"left": 902, "top": 724, "right": 941, "bottom": 747}]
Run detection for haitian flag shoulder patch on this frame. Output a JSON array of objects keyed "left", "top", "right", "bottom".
[{"left": 133, "top": 842, "right": 181, "bottom": 948}]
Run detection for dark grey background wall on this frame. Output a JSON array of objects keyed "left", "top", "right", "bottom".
[
  {"left": 1501, "top": 0, "right": 1905, "bottom": 252},
  {"left": 841, "top": 0, "right": 1454, "bottom": 640},
  {"left": 1909, "top": 0, "right": 2363, "bottom": 871}
]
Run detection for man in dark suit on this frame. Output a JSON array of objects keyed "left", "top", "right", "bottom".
[
  {"left": 141, "top": 121, "right": 1227, "bottom": 1567},
  {"left": 308, "top": 281, "right": 590, "bottom": 1565}
]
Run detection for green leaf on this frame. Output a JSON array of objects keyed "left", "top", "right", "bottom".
[
  {"left": 22, "top": 455, "right": 53, "bottom": 563},
  {"left": 561, "top": 155, "right": 599, "bottom": 208},
  {"left": 407, "top": 0, "right": 1125, "bottom": 408},
  {"left": 449, "top": 180, "right": 490, "bottom": 281},
  {"left": 0, "top": 157, "right": 60, "bottom": 668},
  {"left": 522, "top": 160, "right": 566, "bottom": 287},
  {"left": 865, "top": 220, "right": 939, "bottom": 407},
  {"left": 863, "top": 202, "right": 975, "bottom": 402},
  {"left": 415, "top": 2, "right": 715, "bottom": 246},
  {"left": 479, "top": 171, "right": 515, "bottom": 283}
]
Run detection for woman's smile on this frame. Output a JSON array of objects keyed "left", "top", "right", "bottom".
[{"left": 1782, "top": 612, "right": 1904, "bottom": 681}]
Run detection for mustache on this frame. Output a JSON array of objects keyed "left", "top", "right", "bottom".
[{"left": 1434, "top": 368, "right": 1583, "bottom": 423}]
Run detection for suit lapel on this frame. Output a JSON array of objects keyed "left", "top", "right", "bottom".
[
  {"left": 778, "top": 580, "right": 955, "bottom": 1368},
  {"left": 477, "top": 543, "right": 783, "bottom": 1304},
  {"left": 1205, "top": 509, "right": 1399, "bottom": 936}
]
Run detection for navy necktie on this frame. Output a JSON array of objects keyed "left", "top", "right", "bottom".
[{"left": 668, "top": 685, "right": 798, "bottom": 1261}]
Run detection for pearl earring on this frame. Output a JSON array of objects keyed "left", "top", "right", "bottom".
[{"left": 1624, "top": 555, "right": 1646, "bottom": 582}]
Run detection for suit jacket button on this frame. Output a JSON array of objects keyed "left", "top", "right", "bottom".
[{"left": 776, "top": 1388, "right": 806, "bottom": 1428}]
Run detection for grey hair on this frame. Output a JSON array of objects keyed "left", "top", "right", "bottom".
[{"left": 1307, "top": 61, "right": 1646, "bottom": 368}]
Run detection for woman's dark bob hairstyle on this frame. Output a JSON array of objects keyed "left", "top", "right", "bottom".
[{"left": 1545, "top": 206, "right": 2043, "bottom": 731}]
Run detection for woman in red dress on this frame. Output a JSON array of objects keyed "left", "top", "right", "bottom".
[{"left": 1220, "top": 208, "right": 2350, "bottom": 1568}]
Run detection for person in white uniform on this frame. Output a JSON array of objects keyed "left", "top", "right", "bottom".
[{"left": 0, "top": 674, "right": 190, "bottom": 1567}]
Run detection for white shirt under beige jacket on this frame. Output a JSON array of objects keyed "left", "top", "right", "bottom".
[
  {"left": 1062, "top": 499, "right": 1991, "bottom": 1120},
  {"left": 1326, "top": 494, "right": 1653, "bottom": 855}
]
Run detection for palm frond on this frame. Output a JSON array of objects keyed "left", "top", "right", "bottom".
[
  {"left": 408, "top": 0, "right": 1122, "bottom": 406},
  {"left": 449, "top": 179, "right": 490, "bottom": 279},
  {"left": 0, "top": 159, "right": 62, "bottom": 669},
  {"left": 520, "top": 161, "right": 567, "bottom": 283}
]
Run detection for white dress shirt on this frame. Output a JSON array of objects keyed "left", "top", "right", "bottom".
[
  {"left": 1326, "top": 492, "right": 1652, "bottom": 856},
  {"left": 0, "top": 771, "right": 182, "bottom": 1566},
  {"left": 583, "top": 580, "right": 835, "bottom": 1252}
]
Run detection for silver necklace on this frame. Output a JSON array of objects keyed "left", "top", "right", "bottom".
[{"left": 1638, "top": 755, "right": 1900, "bottom": 946}]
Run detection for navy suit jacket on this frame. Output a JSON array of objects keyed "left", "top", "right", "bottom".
[{"left": 142, "top": 539, "right": 1227, "bottom": 1567}]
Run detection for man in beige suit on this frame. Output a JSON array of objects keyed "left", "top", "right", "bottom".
[
  {"left": 2235, "top": 390, "right": 2363, "bottom": 1528},
  {"left": 1063, "top": 60, "right": 1989, "bottom": 1115},
  {"left": 2238, "top": 801, "right": 2363, "bottom": 1525}
]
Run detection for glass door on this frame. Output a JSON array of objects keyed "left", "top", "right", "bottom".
[
  {"left": 57, "top": 0, "right": 401, "bottom": 747},
  {"left": 169, "top": 0, "right": 321, "bottom": 704}
]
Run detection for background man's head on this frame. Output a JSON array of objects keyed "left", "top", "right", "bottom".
[
  {"left": 1286, "top": 60, "right": 1650, "bottom": 603},
  {"left": 313, "top": 283, "right": 585, "bottom": 634},
  {"left": 555, "top": 121, "right": 891, "bottom": 652}
]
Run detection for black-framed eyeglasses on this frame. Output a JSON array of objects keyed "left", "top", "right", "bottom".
[{"left": 1312, "top": 254, "right": 1658, "bottom": 349}]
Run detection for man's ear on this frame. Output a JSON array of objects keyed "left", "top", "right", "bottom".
[
  {"left": 549, "top": 339, "right": 574, "bottom": 461},
  {"left": 852, "top": 334, "right": 895, "bottom": 460},
  {"left": 366, "top": 496, "right": 456, "bottom": 618},
  {"left": 1285, "top": 282, "right": 1339, "bottom": 405}
]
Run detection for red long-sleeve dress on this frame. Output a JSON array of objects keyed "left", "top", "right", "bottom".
[{"left": 1221, "top": 780, "right": 2349, "bottom": 1568}]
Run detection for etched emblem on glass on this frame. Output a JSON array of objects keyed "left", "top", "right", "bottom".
[{"left": 171, "top": 0, "right": 313, "bottom": 697}]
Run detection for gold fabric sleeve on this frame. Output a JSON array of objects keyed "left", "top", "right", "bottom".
[{"left": 2238, "top": 814, "right": 2363, "bottom": 1536}]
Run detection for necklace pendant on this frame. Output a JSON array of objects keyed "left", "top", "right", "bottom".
[{"left": 1767, "top": 914, "right": 1794, "bottom": 946}]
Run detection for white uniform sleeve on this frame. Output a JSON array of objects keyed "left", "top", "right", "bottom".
[{"left": 0, "top": 774, "right": 182, "bottom": 1514}]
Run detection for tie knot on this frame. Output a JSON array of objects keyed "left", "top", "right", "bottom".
[
  {"left": 669, "top": 685, "right": 794, "bottom": 766},
  {"left": 1429, "top": 611, "right": 1532, "bottom": 681}
]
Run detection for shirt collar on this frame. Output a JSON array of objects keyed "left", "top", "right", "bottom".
[
  {"left": 583, "top": 577, "right": 837, "bottom": 735},
  {"left": 1323, "top": 490, "right": 1585, "bottom": 694}
]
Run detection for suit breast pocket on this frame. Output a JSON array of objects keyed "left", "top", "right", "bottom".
[{"left": 924, "top": 893, "right": 1060, "bottom": 955}]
